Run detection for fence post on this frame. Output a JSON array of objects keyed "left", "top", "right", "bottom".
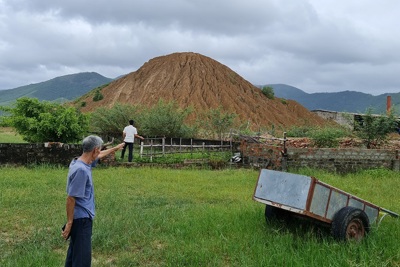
[
  {"left": 140, "top": 141, "right": 143, "bottom": 158},
  {"left": 281, "top": 132, "right": 288, "bottom": 172},
  {"left": 230, "top": 131, "right": 233, "bottom": 156},
  {"left": 150, "top": 139, "right": 153, "bottom": 162},
  {"left": 162, "top": 137, "right": 165, "bottom": 156}
]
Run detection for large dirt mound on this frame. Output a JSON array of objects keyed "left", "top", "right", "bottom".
[{"left": 77, "top": 52, "right": 328, "bottom": 129}]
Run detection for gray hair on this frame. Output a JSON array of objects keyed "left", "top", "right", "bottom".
[{"left": 82, "top": 135, "right": 103, "bottom": 153}]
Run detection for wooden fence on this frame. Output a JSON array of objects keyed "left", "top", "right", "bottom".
[{"left": 138, "top": 137, "right": 233, "bottom": 161}]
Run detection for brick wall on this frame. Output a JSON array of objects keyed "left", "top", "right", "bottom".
[
  {"left": 240, "top": 141, "right": 286, "bottom": 170},
  {"left": 240, "top": 142, "right": 400, "bottom": 173},
  {"left": 287, "top": 148, "right": 399, "bottom": 173}
]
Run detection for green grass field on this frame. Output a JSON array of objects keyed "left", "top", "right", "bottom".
[
  {"left": 0, "top": 167, "right": 399, "bottom": 266},
  {"left": 0, "top": 127, "right": 25, "bottom": 143}
]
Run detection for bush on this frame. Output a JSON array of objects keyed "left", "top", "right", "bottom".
[
  {"left": 93, "top": 90, "right": 104, "bottom": 101},
  {"left": 354, "top": 109, "right": 398, "bottom": 148},
  {"left": 286, "top": 125, "right": 313, "bottom": 137},
  {"left": 261, "top": 86, "right": 274, "bottom": 99},
  {"left": 286, "top": 125, "right": 350, "bottom": 148},
  {"left": 309, "top": 127, "right": 348, "bottom": 148}
]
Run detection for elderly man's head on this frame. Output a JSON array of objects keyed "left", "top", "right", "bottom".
[{"left": 82, "top": 135, "right": 103, "bottom": 153}]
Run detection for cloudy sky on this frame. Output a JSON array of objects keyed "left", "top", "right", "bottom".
[{"left": 1, "top": 0, "right": 399, "bottom": 95}]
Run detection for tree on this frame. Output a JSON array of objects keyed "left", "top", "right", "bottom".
[
  {"left": 91, "top": 101, "right": 197, "bottom": 139},
  {"left": 3, "top": 97, "right": 89, "bottom": 143},
  {"left": 140, "top": 100, "right": 195, "bottom": 137},
  {"left": 198, "top": 107, "right": 237, "bottom": 140},
  {"left": 261, "top": 86, "right": 274, "bottom": 99},
  {"left": 354, "top": 108, "right": 398, "bottom": 148},
  {"left": 91, "top": 103, "right": 141, "bottom": 138}
]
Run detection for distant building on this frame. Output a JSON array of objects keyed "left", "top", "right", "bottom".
[
  {"left": 312, "top": 96, "right": 399, "bottom": 131},
  {"left": 310, "top": 109, "right": 397, "bottom": 131},
  {"left": 311, "top": 110, "right": 354, "bottom": 129}
]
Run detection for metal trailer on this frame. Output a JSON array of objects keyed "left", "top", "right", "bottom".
[{"left": 253, "top": 169, "right": 399, "bottom": 241}]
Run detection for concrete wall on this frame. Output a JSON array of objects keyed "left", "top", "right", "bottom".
[{"left": 311, "top": 110, "right": 353, "bottom": 129}]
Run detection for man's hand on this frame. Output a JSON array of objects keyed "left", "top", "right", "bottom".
[
  {"left": 62, "top": 222, "right": 72, "bottom": 240},
  {"left": 115, "top": 143, "right": 125, "bottom": 151},
  {"left": 64, "top": 196, "right": 75, "bottom": 240},
  {"left": 98, "top": 143, "right": 125, "bottom": 159}
]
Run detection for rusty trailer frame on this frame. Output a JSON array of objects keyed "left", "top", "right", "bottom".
[{"left": 253, "top": 169, "right": 398, "bottom": 229}]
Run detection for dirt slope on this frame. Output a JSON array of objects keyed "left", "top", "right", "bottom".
[{"left": 77, "top": 52, "right": 328, "bottom": 129}]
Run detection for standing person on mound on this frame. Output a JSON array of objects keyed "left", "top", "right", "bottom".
[{"left": 121, "top": 119, "right": 144, "bottom": 162}]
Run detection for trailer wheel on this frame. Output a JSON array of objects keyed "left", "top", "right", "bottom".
[{"left": 331, "top": 207, "right": 370, "bottom": 241}]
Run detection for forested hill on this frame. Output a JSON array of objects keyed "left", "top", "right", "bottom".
[
  {"left": 0, "top": 72, "right": 112, "bottom": 106},
  {"left": 268, "top": 84, "right": 399, "bottom": 114}
]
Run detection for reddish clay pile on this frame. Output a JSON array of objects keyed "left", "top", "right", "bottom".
[{"left": 77, "top": 52, "right": 329, "bottom": 130}]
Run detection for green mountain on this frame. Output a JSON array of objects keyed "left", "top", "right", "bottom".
[
  {"left": 0, "top": 72, "right": 112, "bottom": 107},
  {"left": 268, "top": 84, "right": 399, "bottom": 114}
]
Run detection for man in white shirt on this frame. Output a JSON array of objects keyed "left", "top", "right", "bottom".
[{"left": 121, "top": 120, "right": 144, "bottom": 162}]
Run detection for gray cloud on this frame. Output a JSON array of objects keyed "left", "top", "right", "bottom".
[{"left": 1, "top": 0, "right": 400, "bottom": 95}]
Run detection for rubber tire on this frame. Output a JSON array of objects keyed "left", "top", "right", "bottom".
[{"left": 331, "top": 206, "right": 370, "bottom": 241}]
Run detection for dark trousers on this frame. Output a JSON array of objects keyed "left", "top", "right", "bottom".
[
  {"left": 65, "top": 218, "right": 93, "bottom": 267},
  {"left": 121, "top": 142, "right": 134, "bottom": 162}
]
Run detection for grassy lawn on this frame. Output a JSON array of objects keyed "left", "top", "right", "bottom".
[
  {"left": 0, "top": 167, "right": 399, "bottom": 266},
  {"left": 0, "top": 127, "right": 25, "bottom": 143}
]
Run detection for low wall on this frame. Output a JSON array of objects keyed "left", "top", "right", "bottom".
[
  {"left": 0, "top": 143, "right": 117, "bottom": 166},
  {"left": 2, "top": 143, "right": 400, "bottom": 173},
  {"left": 0, "top": 138, "right": 236, "bottom": 167},
  {"left": 0, "top": 143, "right": 82, "bottom": 166},
  {"left": 240, "top": 142, "right": 400, "bottom": 173},
  {"left": 286, "top": 148, "right": 399, "bottom": 173}
]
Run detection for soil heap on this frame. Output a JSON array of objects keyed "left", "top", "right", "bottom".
[{"left": 77, "top": 52, "right": 328, "bottom": 129}]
